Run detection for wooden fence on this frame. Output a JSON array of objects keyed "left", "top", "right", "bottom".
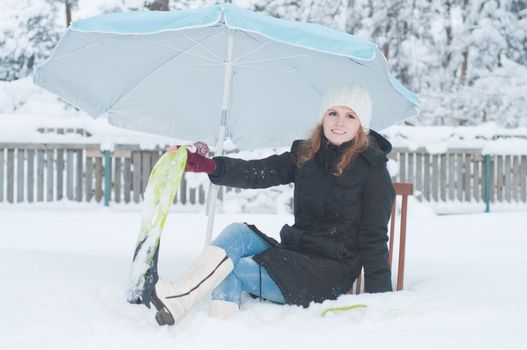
[
  {"left": 1, "top": 143, "right": 526, "bottom": 208},
  {"left": 0, "top": 143, "right": 208, "bottom": 205},
  {"left": 390, "top": 148, "right": 527, "bottom": 205}
]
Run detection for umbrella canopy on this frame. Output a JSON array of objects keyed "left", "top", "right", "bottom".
[{"left": 33, "top": 3, "right": 419, "bottom": 150}]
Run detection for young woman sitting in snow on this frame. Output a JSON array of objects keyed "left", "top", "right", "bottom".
[{"left": 153, "top": 84, "right": 395, "bottom": 326}]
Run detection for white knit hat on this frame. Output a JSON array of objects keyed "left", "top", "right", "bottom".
[{"left": 319, "top": 84, "right": 373, "bottom": 133}]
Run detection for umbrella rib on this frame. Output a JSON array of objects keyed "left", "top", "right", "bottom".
[
  {"left": 106, "top": 32, "right": 225, "bottom": 115},
  {"left": 182, "top": 32, "right": 223, "bottom": 62},
  {"left": 242, "top": 31, "right": 323, "bottom": 95},
  {"left": 233, "top": 42, "right": 270, "bottom": 63},
  {"left": 235, "top": 65, "right": 296, "bottom": 73},
  {"left": 51, "top": 38, "right": 120, "bottom": 61},
  {"left": 344, "top": 56, "right": 387, "bottom": 80},
  {"left": 144, "top": 38, "right": 222, "bottom": 64},
  {"left": 236, "top": 54, "right": 308, "bottom": 65},
  {"left": 145, "top": 29, "right": 225, "bottom": 64},
  {"left": 51, "top": 28, "right": 225, "bottom": 64},
  {"left": 169, "top": 62, "right": 224, "bottom": 66}
]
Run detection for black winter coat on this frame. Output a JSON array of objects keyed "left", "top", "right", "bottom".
[{"left": 208, "top": 130, "right": 395, "bottom": 307}]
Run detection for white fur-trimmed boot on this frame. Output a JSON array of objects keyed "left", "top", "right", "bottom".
[
  {"left": 208, "top": 300, "right": 240, "bottom": 319},
  {"left": 152, "top": 246, "right": 233, "bottom": 326}
]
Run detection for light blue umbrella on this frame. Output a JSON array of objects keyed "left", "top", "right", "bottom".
[{"left": 33, "top": 3, "right": 419, "bottom": 242}]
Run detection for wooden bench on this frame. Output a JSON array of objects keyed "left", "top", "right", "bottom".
[{"left": 352, "top": 182, "right": 414, "bottom": 294}]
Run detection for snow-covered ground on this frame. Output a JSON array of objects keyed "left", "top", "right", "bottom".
[{"left": 1, "top": 200, "right": 526, "bottom": 349}]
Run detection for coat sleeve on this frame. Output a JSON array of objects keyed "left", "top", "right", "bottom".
[
  {"left": 358, "top": 163, "right": 395, "bottom": 293},
  {"left": 207, "top": 141, "right": 300, "bottom": 189}
]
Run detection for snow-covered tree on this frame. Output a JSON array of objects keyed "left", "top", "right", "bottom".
[
  {"left": 413, "top": 0, "right": 527, "bottom": 127},
  {"left": 0, "top": 0, "right": 63, "bottom": 81},
  {"left": 254, "top": 0, "right": 349, "bottom": 30},
  {"left": 145, "top": 0, "right": 169, "bottom": 11},
  {"left": 57, "top": 1, "right": 79, "bottom": 26},
  {"left": 170, "top": 0, "right": 224, "bottom": 11}
]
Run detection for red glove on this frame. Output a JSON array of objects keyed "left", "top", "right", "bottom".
[
  {"left": 185, "top": 151, "right": 216, "bottom": 174},
  {"left": 167, "top": 142, "right": 216, "bottom": 174}
]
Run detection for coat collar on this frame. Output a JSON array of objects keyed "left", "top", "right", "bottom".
[
  {"left": 320, "top": 132, "right": 353, "bottom": 156},
  {"left": 317, "top": 130, "right": 392, "bottom": 167},
  {"left": 360, "top": 130, "right": 392, "bottom": 166}
]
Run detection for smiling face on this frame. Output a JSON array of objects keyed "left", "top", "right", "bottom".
[{"left": 322, "top": 106, "right": 362, "bottom": 146}]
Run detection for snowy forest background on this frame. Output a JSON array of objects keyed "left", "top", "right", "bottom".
[{"left": 1, "top": 0, "right": 526, "bottom": 128}]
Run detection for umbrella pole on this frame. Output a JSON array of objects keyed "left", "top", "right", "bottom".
[{"left": 204, "top": 29, "right": 234, "bottom": 246}]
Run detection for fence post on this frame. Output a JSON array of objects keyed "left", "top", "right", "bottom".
[
  {"left": 484, "top": 154, "right": 491, "bottom": 213},
  {"left": 103, "top": 150, "right": 111, "bottom": 207}
]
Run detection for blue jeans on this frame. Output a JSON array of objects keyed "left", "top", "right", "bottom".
[{"left": 211, "top": 223, "right": 286, "bottom": 306}]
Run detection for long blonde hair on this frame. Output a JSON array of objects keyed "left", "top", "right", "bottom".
[{"left": 297, "top": 124, "right": 369, "bottom": 176}]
